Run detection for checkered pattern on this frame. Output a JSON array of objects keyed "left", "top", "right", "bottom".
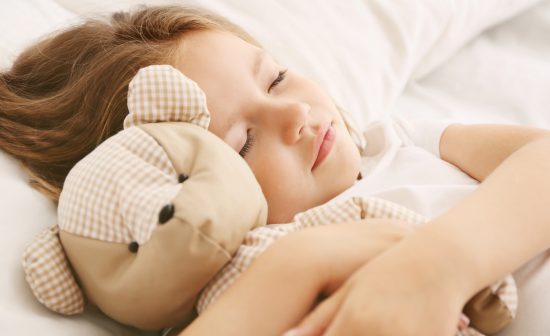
[
  {"left": 21, "top": 226, "right": 84, "bottom": 315},
  {"left": 125, "top": 64, "right": 211, "bottom": 129},
  {"left": 57, "top": 126, "right": 181, "bottom": 244},
  {"left": 196, "top": 196, "right": 517, "bottom": 336},
  {"left": 491, "top": 276, "right": 518, "bottom": 318}
]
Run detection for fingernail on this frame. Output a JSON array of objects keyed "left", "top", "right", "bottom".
[
  {"left": 458, "top": 314, "right": 470, "bottom": 330},
  {"left": 282, "top": 328, "right": 301, "bottom": 336}
]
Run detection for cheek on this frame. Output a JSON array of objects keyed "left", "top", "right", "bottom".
[
  {"left": 249, "top": 155, "right": 312, "bottom": 223},
  {"left": 252, "top": 159, "right": 300, "bottom": 203}
]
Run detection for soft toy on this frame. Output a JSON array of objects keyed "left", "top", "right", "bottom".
[
  {"left": 22, "top": 65, "right": 516, "bottom": 335},
  {"left": 22, "top": 65, "right": 268, "bottom": 329}
]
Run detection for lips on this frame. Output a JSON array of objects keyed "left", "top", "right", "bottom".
[{"left": 312, "top": 123, "right": 335, "bottom": 170}]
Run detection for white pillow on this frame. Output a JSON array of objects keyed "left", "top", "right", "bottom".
[{"left": 0, "top": 0, "right": 76, "bottom": 69}]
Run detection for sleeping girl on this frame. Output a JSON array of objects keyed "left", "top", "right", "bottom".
[{"left": 2, "top": 5, "right": 550, "bottom": 336}]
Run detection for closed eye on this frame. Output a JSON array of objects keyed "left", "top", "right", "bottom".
[
  {"left": 239, "top": 130, "right": 255, "bottom": 158},
  {"left": 268, "top": 70, "right": 287, "bottom": 93}
]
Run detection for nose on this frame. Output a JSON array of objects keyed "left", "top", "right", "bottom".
[{"left": 263, "top": 100, "right": 310, "bottom": 144}]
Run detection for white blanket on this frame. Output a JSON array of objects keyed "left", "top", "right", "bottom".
[{"left": 1, "top": 0, "right": 549, "bottom": 334}]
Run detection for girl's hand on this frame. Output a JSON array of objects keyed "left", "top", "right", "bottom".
[
  {"left": 297, "top": 218, "right": 415, "bottom": 295},
  {"left": 285, "top": 228, "right": 468, "bottom": 336}
]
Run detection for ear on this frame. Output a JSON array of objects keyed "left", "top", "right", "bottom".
[
  {"left": 124, "top": 64, "right": 211, "bottom": 129},
  {"left": 22, "top": 225, "right": 85, "bottom": 315}
]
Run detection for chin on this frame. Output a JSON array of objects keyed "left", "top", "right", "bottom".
[
  {"left": 332, "top": 146, "right": 362, "bottom": 194},
  {"left": 266, "top": 208, "right": 297, "bottom": 225},
  {"left": 266, "top": 147, "right": 361, "bottom": 225}
]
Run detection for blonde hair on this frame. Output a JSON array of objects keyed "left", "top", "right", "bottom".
[{"left": 0, "top": 5, "right": 259, "bottom": 202}]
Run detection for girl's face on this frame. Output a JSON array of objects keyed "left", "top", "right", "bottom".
[{"left": 174, "top": 30, "right": 360, "bottom": 224}]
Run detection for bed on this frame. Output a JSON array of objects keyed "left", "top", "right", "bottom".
[{"left": 1, "top": 0, "right": 549, "bottom": 334}]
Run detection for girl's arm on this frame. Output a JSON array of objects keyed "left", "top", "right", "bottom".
[
  {"left": 441, "top": 123, "right": 550, "bottom": 181},
  {"left": 292, "top": 125, "right": 550, "bottom": 335},
  {"left": 437, "top": 123, "right": 550, "bottom": 297},
  {"left": 179, "top": 219, "right": 412, "bottom": 336}
]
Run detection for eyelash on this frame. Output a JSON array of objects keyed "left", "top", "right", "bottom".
[
  {"left": 239, "top": 70, "right": 287, "bottom": 158},
  {"left": 268, "top": 69, "right": 287, "bottom": 93},
  {"left": 239, "top": 130, "right": 255, "bottom": 157}
]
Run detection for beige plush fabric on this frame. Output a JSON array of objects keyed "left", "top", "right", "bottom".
[
  {"left": 197, "top": 196, "right": 518, "bottom": 336},
  {"left": 21, "top": 226, "right": 84, "bottom": 315}
]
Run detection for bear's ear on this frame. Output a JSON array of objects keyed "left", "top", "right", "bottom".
[
  {"left": 124, "top": 64, "right": 211, "bottom": 130},
  {"left": 22, "top": 225, "right": 85, "bottom": 315},
  {"left": 463, "top": 275, "right": 518, "bottom": 334}
]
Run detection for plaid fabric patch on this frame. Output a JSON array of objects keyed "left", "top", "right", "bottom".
[
  {"left": 57, "top": 127, "right": 181, "bottom": 244},
  {"left": 125, "top": 64, "right": 211, "bottom": 129},
  {"left": 21, "top": 226, "right": 84, "bottom": 315},
  {"left": 491, "top": 277, "right": 518, "bottom": 318},
  {"left": 196, "top": 196, "right": 518, "bottom": 336}
]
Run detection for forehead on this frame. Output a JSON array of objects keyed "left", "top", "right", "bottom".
[{"left": 174, "top": 30, "right": 260, "bottom": 79}]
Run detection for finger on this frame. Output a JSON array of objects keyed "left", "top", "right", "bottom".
[
  {"left": 282, "top": 289, "right": 347, "bottom": 336},
  {"left": 457, "top": 314, "right": 470, "bottom": 331}
]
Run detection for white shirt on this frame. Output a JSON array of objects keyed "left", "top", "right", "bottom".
[{"left": 333, "top": 116, "right": 476, "bottom": 219}]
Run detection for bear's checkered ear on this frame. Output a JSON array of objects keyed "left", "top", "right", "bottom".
[
  {"left": 22, "top": 225, "right": 85, "bottom": 315},
  {"left": 124, "top": 64, "right": 211, "bottom": 130}
]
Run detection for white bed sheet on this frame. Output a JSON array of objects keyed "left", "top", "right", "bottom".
[{"left": 1, "top": 0, "right": 549, "bottom": 334}]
